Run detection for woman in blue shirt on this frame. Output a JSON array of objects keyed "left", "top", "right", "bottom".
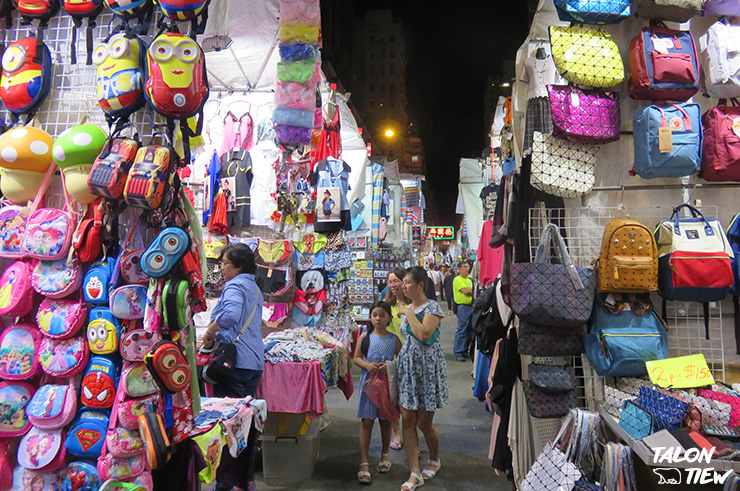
[{"left": 202, "top": 243, "right": 264, "bottom": 398}]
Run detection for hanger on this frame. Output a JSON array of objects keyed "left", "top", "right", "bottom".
[{"left": 227, "top": 98, "right": 252, "bottom": 117}]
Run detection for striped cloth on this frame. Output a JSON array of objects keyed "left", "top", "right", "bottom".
[
  {"left": 400, "top": 189, "right": 407, "bottom": 240},
  {"left": 404, "top": 184, "right": 419, "bottom": 207},
  {"left": 371, "top": 163, "right": 384, "bottom": 246},
  {"left": 406, "top": 207, "right": 420, "bottom": 225},
  {"left": 383, "top": 159, "right": 400, "bottom": 181}
]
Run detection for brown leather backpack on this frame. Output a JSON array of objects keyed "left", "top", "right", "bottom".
[{"left": 596, "top": 208, "right": 658, "bottom": 292}]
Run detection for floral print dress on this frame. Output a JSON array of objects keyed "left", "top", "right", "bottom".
[{"left": 397, "top": 300, "right": 449, "bottom": 411}]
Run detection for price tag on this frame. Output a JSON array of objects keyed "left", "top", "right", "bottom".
[
  {"left": 733, "top": 118, "right": 740, "bottom": 138},
  {"left": 570, "top": 93, "right": 580, "bottom": 107},
  {"left": 646, "top": 354, "right": 715, "bottom": 389},
  {"left": 659, "top": 127, "right": 673, "bottom": 153}
]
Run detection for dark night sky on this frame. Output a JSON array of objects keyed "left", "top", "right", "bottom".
[{"left": 357, "top": 2, "right": 529, "bottom": 224}]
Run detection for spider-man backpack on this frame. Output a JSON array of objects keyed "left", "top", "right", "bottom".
[
  {"left": 62, "top": 0, "right": 103, "bottom": 64},
  {"left": 0, "top": 37, "right": 52, "bottom": 121}
]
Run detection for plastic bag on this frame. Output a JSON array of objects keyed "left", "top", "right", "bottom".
[{"left": 363, "top": 371, "right": 400, "bottom": 421}]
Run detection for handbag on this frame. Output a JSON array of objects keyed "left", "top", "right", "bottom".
[
  {"left": 619, "top": 400, "right": 654, "bottom": 439},
  {"left": 603, "top": 385, "right": 635, "bottom": 418},
  {"left": 677, "top": 390, "right": 732, "bottom": 428},
  {"left": 405, "top": 312, "right": 440, "bottom": 346},
  {"left": 386, "top": 358, "right": 398, "bottom": 406},
  {"left": 638, "top": 386, "right": 689, "bottom": 431},
  {"left": 72, "top": 199, "right": 103, "bottom": 263},
  {"left": 528, "top": 363, "right": 576, "bottom": 394},
  {"left": 518, "top": 322, "right": 585, "bottom": 356},
  {"left": 549, "top": 25, "right": 624, "bottom": 88},
  {"left": 553, "top": 0, "right": 631, "bottom": 24},
  {"left": 697, "top": 388, "right": 740, "bottom": 426},
  {"left": 548, "top": 85, "right": 620, "bottom": 144},
  {"left": 120, "top": 213, "right": 148, "bottom": 284},
  {"left": 702, "top": 100, "right": 740, "bottom": 182},
  {"left": 21, "top": 170, "right": 76, "bottom": 261},
  {"left": 614, "top": 377, "right": 653, "bottom": 396},
  {"left": 509, "top": 223, "right": 597, "bottom": 327},
  {"left": 520, "top": 415, "right": 582, "bottom": 491},
  {"left": 202, "top": 288, "right": 259, "bottom": 385},
  {"left": 522, "top": 380, "right": 577, "bottom": 418},
  {"left": 530, "top": 131, "right": 598, "bottom": 198},
  {"left": 633, "top": 0, "right": 702, "bottom": 22}
]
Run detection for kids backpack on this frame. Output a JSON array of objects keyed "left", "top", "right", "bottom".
[
  {"left": 83, "top": 256, "right": 118, "bottom": 304},
  {"left": 120, "top": 329, "right": 160, "bottom": 362},
  {"left": 36, "top": 297, "right": 88, "bottom": 338},
  {"left": 55, "top": 461, "right": 102, "bottom": 490},
  {"left": 0, "top": 323, "right": 41, "bottom": 380},
  {"left": 163, "top": 279, "right": 190, "bottom": 330},
  {"left": 88, "top": 137, "right": 141, "bottom": 199},
  {"left": 0, "top": 381, "right": 35, "bottom": 437},
  {"left": 13, "top": 0, "right": 60, "bottom": 32},
  {"left": 144, "top": 340, "right": 190, "bottom": 393},
  {"left": 27, "top": 382, "right": 77, "bottom": 430},
  {"left": 62, "top": 0, "right": 104, "bottom": 64},
  {"left": 109, "top": 284, "right": 147, "bottom": 319},
  {"left": 93, "top": 33, "right": 148, "bottom": 122},
  {"left": 0, "top": 37, "right": 53, "bottom": 118},
  {"left": 87, "top": 307, "right": 122, "bottom": 355},
  {"left": 81, "top": 356, "right": 119, "bottom": 408},
  {"left": 104, "top": 0, "right": 153, "bottom": 33},
  {"left": 138, "top": 411, "right": 175, "bottom": 470},
  {"left": 123, "top": 144, "right": 178, "bottom": 210},
  {"left": 0, "top": 260, "right": 34, "bottom": 317},
  {"left": 158, "top": 0, "right": 210, "bottom": 33},
  {"left": 140, "top": 227, "right": 189, "bottom": 277}
]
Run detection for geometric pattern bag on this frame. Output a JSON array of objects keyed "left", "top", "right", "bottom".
[
  {"left": 637, "top": 386, "right": 689, "bottom": 431},
  {"left": 619, "top": 400, "right": 654, "bottom": 439},
  {"left": 531, "top": 131, "right": 598, "bottom": 198},
  {"left": 554, "top": 0, "right": 631, "bottom": 24},
  {"left": 550, "top": 25, "right": 625, "bottom": 88},
  {"left": 518, "top": 323, "right": 585, "bottom": 356},
  {"left": 520, "top": 412, "right": 583, "bottom": 491},
  {"left": 677, "top": 390, "right": 732, "bottom": 428},
  {"left": 509, "top": 223, "right": 598, "bottom": 328},
  {"left": 697, "top": 388, "right": 740, "bottom": 426},
  {"left": 522, "top": 380, "right": 578, "bottom": 418},
  {"left": 548, "top": 85, "right": 620, "bottom": 144},
  {"left": 604, "top": 384, "right": 636, "bottom": 418}
]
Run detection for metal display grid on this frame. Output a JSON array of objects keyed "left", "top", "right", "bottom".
[{"left": 528, "top": 206, "right": 727, "bottom": 413}]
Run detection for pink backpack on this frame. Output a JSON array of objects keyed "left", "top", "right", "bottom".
[
  {"left": 0, "top": 260, "right": 34, "bottom": 317},
  {"left": 36, "top": 297, "right": 87, "bottom": 338},
  {"left": 26, "top": 381, "right": 77, "bottom": 430},
  {"left": 21, "top": 171, "right": 76, "bottom": 261},
  {"left": 121, "top": 362, "right": 158, "bottom": 398},
  {"left": 0, "top": 323, "right": 41, "bottom": 380},
  {"left": 17, "top": 426, "right": 67, "bottom": 472},
  {"left": 120, "top": 329, "right": 160, "bottom": 362},
  {"left": 701, "top": 101, "right": 740, "bottom": 182},
  {"left": 31, "top": 258, "right": 83, "bottom": 298},
  {"left": 97, "top": 441, "right": 148, "bottom": 481},
  {"left": 106, "top": 382, "right": 150, "bottom": 455},
  {"left": 0, "top": 203, "right": 28, "bottom": 258},
  {"left": 0, "top": 381, "right": 35, "bottom": 437},
  {"left": 38, "top": 335, "right": 89, "bottom": 377}
]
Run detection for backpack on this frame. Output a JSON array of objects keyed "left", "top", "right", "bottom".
[
  {"left": 97, "top": 444, "right": 148, "bottom": 481},
  {"left": 629, "top": 23, "right": 699, "bottom": 101},
  {"left": 81, "top": 356, "right": 120, "bottom": 408},
  {"left": 103, "top": 0, "right": 153, "bottom": 33},
  {"left": 158, "top": 0, "right": 210, "bottom": 34},
  {"left": 584, "top": 295, "right": 668, "bottom": 377},
  {"left": 701, "top": 101, "right": 740, "bottom": 182},
  {"left": 55, "top": 461, "right": 102, "bottom": 490},
  {"left": 17, "top": 426, "right": 66, "bottom": 472},
  {"left": 36, "top": 297, "right": 87, "bottom": 338},
  {"left": 53, "top": 124, "right": 108, "bottom": 205},
  {"left": 140, "top": 227, "right": 189, "bottom": 277},
  {"left": 0, "top": 37, "right": 53, "bottom": 118},
  {"left": 120, "top": 361, "right": 157, "bottom": 398},
  {"left": 138, "top": 411, "right": 174, "bottom": 470},
  {"left": 109, "top": 284, "right": 147, "bottom": 319},
  {"left": 93, "top": 34, "right": 148, "bottom": 121},
  {"left": 31, "top": 258, "right": 83, "bottom": 298},
  {"left": 656, "top": 204, "right": 734, "bottom": 337},
  {"left": 83, "top": 256, "right": 117, "bottom": 304},
  {"left": 72, "top": 203, "right": 104, "bottom": 263},
  {"left": 0, "top": 323, "right": 40, "bottom": 380},
  {"left": 87, "top": 307, "right": 122, "bottom": 355},
  {"left": 0, "top": 260, "right": 34, "bottom": 317},
  {"left": 632, "top": 0, "right": 702, "bottom": 22},
  {"left": 123, "top": 144, "right": 178, "bottom": 210},
  {"left": 13, "top": 0, "right": 60, "bottom": 30},
  {"left": 89, "top": 137, "right": 141, "bottom": 199},
  {"left": 596, "top": 209, "right": 659, "bottom": 293},
  {"left": 470, "top": 279, "right": 508, "bottom": 356},
  {"left": 62, "top": 0, "right": 104, "bottom": 64},
  {"left": 0, "top": 381, "right": 35, "bottom": 437},
  {"left": 38, "top": 335, "right": 89, "bottom": 377},
  {"left": 163, "top": 278, "right": 190, "bottom": 330},
  {"left": 144, "top": 340, "right": 190, "bottom": 394},
  {"left": 27, "top": 382, "right": 76, "bottom": 430},
  {"left": 700, "top": 18, "right": 740, "bottom": 99},
  {"left": 632, "top": 102, "right": 702, "bottom": 179},
  {"left": 120, "top": 329, "right": 160, "bottom": 362}
]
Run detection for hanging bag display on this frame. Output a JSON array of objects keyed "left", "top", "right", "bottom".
[
  {"left": 65, "top": 408, "right": 109, "bottom": 458},
  {"left": 27, "top": 381, "right": 77, "bottom": 430},
  {"left": 109, "top": 285, "right": 147, "bottom": 320},
  {"left": 0, "top": 202, "right": 30, "bottom": 257},
  {"left": 638, "top": 386, "right": 689, "bottom": 431},
  {"left": 0, "top": 37, "right": 53, "bottom": 117},
  {"left": 89, "top": 137, "right": 141, "bottom": 199},
  {"left": 549, "top": 25, "right": 624, "bottom": 89},
  {"left": 120, "top": 329, "right": 160, "bottom": 362},
  {"left": 553, "top": 0, "right": 631, "bottom": 24},
  {"left": 619, "top": 400, "right": 654, "bottom": 439},
  {"left": 633, "top": 0, "right": 702, "bottom": 22},
  {"left": 123, "top": 144, "right": 178, "bottom": 210},
  {"left": 0, "top": 381, "right": 35, "bottom": 437},
  {"left": 31, "top": 258, "right": 83, "bottom": 298},
  {"left": 38, "top": 335, "right": 89, "bottom": 377},
  {"left": 120, "top": 362, "right": 158, "bottom": 399},
  {"left": 0, "top": 260, "right": 34, "bottom": 317},
  {"left": 530, "top": 131, "right": 598, "bottom": 198},
  {"left": 508, "top": 223, "right": 597, "bottom": 328},
  {"left": 162, "top": 278, "right": 190, "bottom": 330},
  {"left": 63, "top": 0, "right": 104, "bottom": 65},
  {"left": 632, "top": 102, "right": 702, "bottom": 179},
  {"left": 36, "top": 296, "right": 87, "bottom": 338},
  {"left": 547, "top": 85, "right": 620, "bottom": 144},
  {"left": 140, "top": 227, "right": 189, "bottom": 277},
  {"left": 120, "top": 214, "right": 148, "bottom": 284},
  {"left": 528, "top": 363, "right": 577, "bottom": 394},
  {"left": 93, "top": 33, "right": 148, "bottom": 121},
  {"left": 520, "top": 412, "right": 583, "bottom": 491},
  {"left": 17, "top": 426, "right": 66, "bottom": 472},
  {"left": 700, "top": 18, "right": 740, "bottom": 100},
  {"left": 83, "top": 255, "right": 117, "bottom": 304},
  {"left": 138, "top": 411, "right": 175, "bottom": 470},
  {"left": 701, "top": 100, "right": 740, "bottom": 182},
  {"left": 87, "top": 307, "right": 122, "bottom": 355},
  {"left": 81, "top": 355, "right": 119, "bottom": 408},
  {"left": 143, "top": 340, "right": 190, "bottom": 394},
  {"left": 517, "top": 322, "right": 585, "bottom": 356},
  {"left": 0, "top": 323, "right": 41, "bottom": 380}
]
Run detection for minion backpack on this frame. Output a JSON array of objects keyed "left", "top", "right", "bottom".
[{"left": 0, "top": 37, "right": 53, "bottom": 123}]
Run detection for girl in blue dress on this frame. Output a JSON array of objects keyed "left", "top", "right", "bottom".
[{"left": 353, "top": 301, "right": 402, "bottom": 485}]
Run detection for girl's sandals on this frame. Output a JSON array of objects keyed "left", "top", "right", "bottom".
[
  {"left": 421, "top": 459, "right": 441, "bottom": 480},
  {"left": 390, "top": 439, "right": 403, "bottom": 450},
  {"left": 378, "top": 454, "right": 392, "bottom": 473},
  {"left": 401, "top": 472, "right": 424, "bottom": 491},
  {"left": 358, "top": 463, "right": 371, "bottom": 484}
]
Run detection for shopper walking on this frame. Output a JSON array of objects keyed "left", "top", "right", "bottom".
[
  {"left": 384, "top": 269, "right": 409, "bottom": 450},
  {"left": 202, "top": 243, "right": 264, "bottom": 397},
  {"left": 443, "top": 268, "right": 455, "bottom": 315},
  {"left": 453, "top": 260, "right": 474, "bottom": 362},
  {"left": 354, "top": 301, "right": 403, "bottom": 484},
  {"left": 396, "top": 266, "right": 448, "bottom": 491}
]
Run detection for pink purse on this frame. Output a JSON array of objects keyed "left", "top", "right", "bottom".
[
  {"left": 0, "top": 323, "right": 41, "bottom": 379},
  {"left": 21, "top": 171, "right": 77, "bottom": 261},
  {"left": 107, "top": 382, "right": 146, "bottom": 456},
  {"left": 97, "top": 441, "right": 148, "bottom": 481},
  {"left": 119, "top": 393, "right": 163, "bottom": 430},
  {"left": 120, "top": 329, "right": 161, "bottom": 362},
  {"left": 36, "top": 296, "right": 87, "bottom": 338},
  {"left": 38, "top": 335, "right": 89, "bottom": 377},
  {"left": 17, "top": 426, "right": 67, "bottom": 472},
  {"left": 0, "top": 260, "right": 34, "bottom": 317},
  {"left": 548, "top": 84, "right": 621, "bottom": 144},
  {"left": 0, "top": 203, "right": 28, "bottom": 258},
  {"left": 701, "top": 101, "right": 740, "bottom": 182},
  {"left": 120, "top": 214, "right": 148, "bottom": 284},
  {"left": 31, "top": 258, "right": 83, "bottom": 298},
  {"left": 26, "top": 380, "right": 77, "bottom": 430}
]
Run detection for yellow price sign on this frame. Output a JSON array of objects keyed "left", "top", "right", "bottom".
[{"left": 645, "top": 354, "right": 715, "bottom": 389}]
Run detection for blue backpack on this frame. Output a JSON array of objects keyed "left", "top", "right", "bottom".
[
  {"left": 64, "top": 408, "right": 109, "bottom": 458},
  {"left": 633, "top": 102, "right": 702, "bottom": 179},
  {"left": 584, "top": 295, "right": 668, "bottom": 377},
  {"left": 554, "top": 0, "right": 631, "bottom": 24}
]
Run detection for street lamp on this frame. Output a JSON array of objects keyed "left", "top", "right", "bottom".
[{"left": 384, "top": 129, "right": 395, "bottom": 138}]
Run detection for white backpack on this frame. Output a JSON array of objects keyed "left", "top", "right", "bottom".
[{"left": 701, "top": 17, "right": 740, "bottom": 99}]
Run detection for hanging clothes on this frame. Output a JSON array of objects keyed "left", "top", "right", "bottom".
[
  {"left": 311, "top": 158, "right": 352, "bottom": 233},
  {"left": 371, "top": 163, "right": 384, "bottom": 246},
  {"left": 220, "top": 111, "right": 254, "bottom": 157},
  {"left": 311, "top": 107, "right": 341, "bottom": 168},
  {"left": 219, "top": 148, "right": 253, "bottom": 229},
  {"left": 478, "top": 220, "right": 504, "bottom": 288},
  {"left": 203, "top": 151, "right": 221, "bottom": 226}
]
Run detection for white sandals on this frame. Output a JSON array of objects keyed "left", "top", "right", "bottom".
[
  {"left": 378, "top": 454, "right": 392, "bottom": 473},
  {"left": 358, "top": 463, "right": 371, "bottom": 484},
  {"left": 401, "top": 472, "right": 424, "bottom": 491},
  {"left": 421, "top": 459, "right": 441, "bottom": 480}
]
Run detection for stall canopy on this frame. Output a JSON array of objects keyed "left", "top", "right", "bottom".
[{"left": 456, "top": 158, "right": 484, "bottom": 251}]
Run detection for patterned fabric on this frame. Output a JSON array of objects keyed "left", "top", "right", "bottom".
[
  {"left": 520, "top": 443, "right": 582, "bottom": 491},
  {"left": 356, "top": 332, "right": 398, "bottom": 419},
  {"left": 522, "top": 380, "right": 577, "bottom": 418},
  {"left": 603, "top": 384, "right": 635, "bottom": 418},
  {"left": 371, "top": 163, "right": 384, "bottom": 247},
  {"left": 550, "top": 25, "right": 624, "bottom": 88},
  {"left": 523, "top": 97, "right": 553, "bottom": 154},
  {"left": 397, "top": 300, "right": 448, "bottom": 411},
  {"left": 324, "top": 245, "right": 351, "bottom": 271},
  {"left": 383, "top": 159, "right": 400, "bottom": 181},
  {"left": 530, "top": 131, "right": 598, "bottom": 199}
]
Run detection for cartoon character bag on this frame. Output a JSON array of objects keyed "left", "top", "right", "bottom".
[
  {"left": 163, "top": 279, "right": 190, "bottom": 330},
  {"left": 0, "top": 37, "right": 53, "bottom": 116},
  {"left": 36, "top": 297, "right": 87, "bottom": 338},
  {"left": 119, "top": 393, "right": 162, "bottom": 430},
  {"left": 0, "top": 204, "right": 28, "bottom": 257},
  {"left": 144, "top": 341, "right": 190, "bottom": 393},
  {"left": 17, "top": 426, "right": 66, "bottom": 472},
  {"left": 20, "top": 172, "right": 76, "bottom": 261},
  {"left": 103, "top": 0, "right": 152, "bottom": 21},
  {"left": 107, "top": 426, "right": 145, "bottom": 457},
  {"left": 81, "top": 355, "right": 119, "bottom": 408},
  {"left": 138, "top": 411, "right": 174, "bottom": 470},
  {"left": 93, "top": 33, "right": 147, "bottom": 119},
  {"left": 97, "top": 441, "right": 148, "bottom": 481},
  {"left": 87, "top": 307, "right": 122, "bottom": 355},
  {"left": 89, "top": 137, "right": 141, "bottom": 199},
  {"left": 0, "top": 323, "right": 41, "bottom": 379},
  {"left": 120, "top": 214, "right": 148, "bottom": 283},
  {"left": 12, "top": 467, "right": 56, "bottom": 491},
  {"left": 13, "top": 0, "right": 60, "bottom": 23},
  {"left": 27, "top": 382, "right": 76, "bottom": 430},
  {"left": 140, "top": 227, "right": 189, "bottom": 277},
  {"left": 63, "top": 0, "right": 104, "bottom": 65},
  {"left": 0, "top": 381, "right": 35, "bottom": 437},
  {"left": 65, "top": 408, "right": 109, "bottom": 457},
  {"left": 83, "top": 256, "right": 117, "bottom": 304},
  {"left": 38, "top": 335, "right": 89, "bottom": 377},
  {"left": 123, "top": 144, "right": 178, "bottom": 210},
  {"left": 55, "top": 461, "right": 102, "bottom": 491},
  {"left": 120, "top": 329, "right": 160, "bottom": 362},
  {"left": 31, "top": 258, "right": 82, "bottom": 298},
  {"left": 110, "top": 285, "right": 147, "bottom": 320},
  {"left": 0, "top": 260, "right": 34, "bottom": 317},
  {"left": 121, "top": 361, "right": 157, "bottom": 398}
]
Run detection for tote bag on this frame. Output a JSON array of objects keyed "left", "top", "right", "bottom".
[
  {"left": 548, "top": 85, "right": 620, "bottom": 144},
  {"left": 531, "top": 131, "right": 598, "bottom": 198},
  {"left": 550, "top": 25, "right": 624, "bottom": 88}
]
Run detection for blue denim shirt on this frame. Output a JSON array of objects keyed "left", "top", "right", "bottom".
[{"left": 212, "top": 273, "right": 264, "bottom": 370}]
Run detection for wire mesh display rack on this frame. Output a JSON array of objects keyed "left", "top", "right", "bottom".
[{"left": 528, "top": 205, "right": 727, "bottom": 414}]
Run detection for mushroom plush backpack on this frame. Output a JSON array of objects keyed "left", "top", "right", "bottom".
[{"left": 596, "top": 207, "right": 659, "bottom": 293}]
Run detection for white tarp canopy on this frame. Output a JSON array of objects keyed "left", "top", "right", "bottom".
[{"left": 456, "top": 158, "right": 484, "bottom": 251}]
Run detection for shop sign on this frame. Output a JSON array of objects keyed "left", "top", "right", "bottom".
[{"left": 426, "top": 226, "right": 454, "bottom": 240}]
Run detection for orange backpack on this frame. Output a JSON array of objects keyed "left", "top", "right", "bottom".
[{"left": 596, "top": 208, "right": 658, "bottom": 293}]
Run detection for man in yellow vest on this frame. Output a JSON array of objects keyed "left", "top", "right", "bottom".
[{"left": 453, "top": 260, "right": 474, "bottom": 361}]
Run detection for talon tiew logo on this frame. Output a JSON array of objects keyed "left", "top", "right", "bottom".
[{"left": 653, "top": 447, "right": 732, "bottom": 485}]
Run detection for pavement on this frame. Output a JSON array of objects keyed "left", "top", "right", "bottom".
[{"left": 254, "top": 301, "right": 514, "bottom": 490}]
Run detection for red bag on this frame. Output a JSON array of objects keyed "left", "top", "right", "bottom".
[
  {"left": 363, "top": 372, "right": 400, "bottom": 421},
  {"left": 72, "top": 199, "right": 104, "bottom": 263},
  {"left": 701, "top": 100, "right": 740, "bottom": 182}
]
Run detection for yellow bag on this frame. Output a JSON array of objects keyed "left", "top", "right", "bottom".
[
  {"left": 280, "top": 22, "right": 319, "bottom": 45},
  {"left": 549, "top": 26, "right": 624, "bottom": 89}
]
